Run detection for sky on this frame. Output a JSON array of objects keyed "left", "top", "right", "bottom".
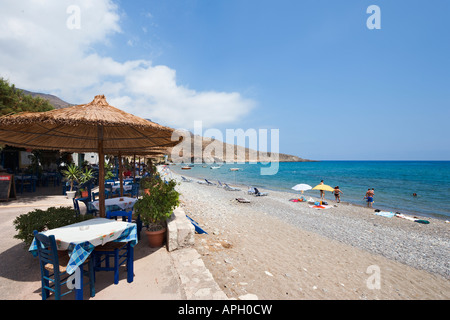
[{"left": 0, "top": 0, "right": 449, "bottom": 160}]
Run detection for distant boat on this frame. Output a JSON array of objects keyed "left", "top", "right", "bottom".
[
  {"left": 210, "top": 166, "right": 221, "bottom": 169},
  {"left": 229, "top": 168, "right": 240, "bottom": 171},
  {"left": 181, "top": 166, "right": 191, "bottom": 170}
]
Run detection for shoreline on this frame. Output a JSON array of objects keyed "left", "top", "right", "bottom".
[
  {"left": 170, "top": 167, "right": 449, "bottom": 222},
  {"left": 166, "top": 168, "right": 449, "bottom": 299}
]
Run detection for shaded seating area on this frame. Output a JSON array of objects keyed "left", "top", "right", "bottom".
[
  {"left": 14, "top": 174, "right": 37, "bottom": 194},
  {"left": 0, "top": 94, "right": 184, "bottom": 300}
]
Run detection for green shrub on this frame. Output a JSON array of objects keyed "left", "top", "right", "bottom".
[
  {"left": 13, "top": 206, "right": 93, "bottom": 247},
  {"left": 134, "top": 178, "right": 179, "bottom": 230}
]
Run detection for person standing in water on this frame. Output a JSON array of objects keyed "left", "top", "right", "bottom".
[
  {"left": 365, "top": 188, "right": 374, "bottom": 208},
  {"left": 334, "top": 186, "right": 344, "bottom": 203}
]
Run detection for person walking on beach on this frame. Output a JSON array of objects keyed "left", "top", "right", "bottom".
[
  {"left": 319, "top": 180, "right": 325, "bottom": 200},
  {"left": 334, "top": 186, "right": 343, "bottom": 203},
  {"left": 365, "top": 188, "right": 374, "bottom": 208}
]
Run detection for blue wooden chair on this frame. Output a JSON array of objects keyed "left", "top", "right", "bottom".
[
  {"left": 123, "top": 183, "right": 139, "bottom": 198},
  {"left": 73, "top": 198, "right": 81, "bottom": 216},
  {"left": 18, "top": 174, "right": 35, "bottom": 193},
  {"left": 92, "top": 189, "right": 111, "bottom": 201},
  {"left": 93, "top": 211, "right": 134, "bottom": 284},
  {"left": 33, "top": 230, "right": 95, "bottom": 300}
]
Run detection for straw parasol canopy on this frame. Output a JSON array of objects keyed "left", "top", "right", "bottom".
[
  {"left": 0, "top": 95, "right": 182, "bottom": 217},
  {"left": 0, "top": 95, "right": 180, "bottom": 153}
]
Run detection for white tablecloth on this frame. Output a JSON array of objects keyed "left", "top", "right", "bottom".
[
  {"left": 89, "top": 196, "right": 138, "bottom": 212},
  {"left": 29, "top": 218, "right": 138, "bottom": 274},
  {"left": 111, "top": 184, "right": 132, "bottom": 192}
]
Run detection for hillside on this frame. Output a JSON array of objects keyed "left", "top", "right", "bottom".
[
  {"left": 168, "top": 133, "right": 314, "bottom": 163},
  {"left": 20, "top": 89, "right": 74, "bottom": 109}
]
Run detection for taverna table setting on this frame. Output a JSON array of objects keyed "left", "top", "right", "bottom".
[{"left": 29, "top": 217, "right": 138, "bottom": 300}]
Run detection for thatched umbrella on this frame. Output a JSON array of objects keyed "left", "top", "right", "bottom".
[{"left": 0, "top": 95, "right": 182, "bottom": 217}]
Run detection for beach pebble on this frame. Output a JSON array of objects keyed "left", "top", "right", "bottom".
[{"left": 265, "top": 271, "right": 273, "bottom": 277}]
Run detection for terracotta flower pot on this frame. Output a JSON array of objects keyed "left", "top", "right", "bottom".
[{"left": 145, "top": 228, "right": 166, "bottom": 248}]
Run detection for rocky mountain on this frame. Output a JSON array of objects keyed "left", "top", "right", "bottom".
[
  {"left": 20, "top": 89, "right": 74, "bottom": 109},
  {"left": 168, "top": 133, "right": 314, "bottom": 163}
]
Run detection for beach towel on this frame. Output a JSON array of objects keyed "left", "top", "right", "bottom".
[
  {"left": 289, "top": 198, "right": 306, "bottom": 202},
  {"left": 374, "top": 211, "right": 395, "bottom": 218},
  {"left": 395, "top": 213, "right": 430, "bottom": 224},
  {"left": 309, "top": 205, "right": 332, "bottom": 209}
]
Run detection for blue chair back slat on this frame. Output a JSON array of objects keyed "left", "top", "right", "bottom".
[
  {"left": 33, "top": 230, "right": 65, "bottom": 299},
  {"left": 106, "top": 210, "right": 132, "bottom": 222},
  {"left": 73, "top": 198, "right": 81, "bottom": 216}
]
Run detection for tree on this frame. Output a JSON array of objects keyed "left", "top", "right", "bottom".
[{"left": 0, "top": 77, "right": 54, "bottom": 116}]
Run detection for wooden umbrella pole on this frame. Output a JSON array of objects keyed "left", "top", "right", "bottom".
[
  {"left": 133, "top": 154, "right": 136, "bottom": 183},
  {"left": 98, "top": 126, "right": 106, "bottom": 218},
  {"left": 119, "top": 151, "right": 123, "bottom": 197},
  {"left": 138, "top": 157, "right": 141, "bottom": 175}
]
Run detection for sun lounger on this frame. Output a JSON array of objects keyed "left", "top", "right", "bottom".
[
  {"left": 253, "top": 187, "right": 268, "bottom": 196},
  {"left": 181, "top": 176, "right": 192, "bottom": 182},
  {"left": 224, "top": 183, "right": 240, "bottom": 191},
  {"left": 205, "top": 179, "right": 216, "bottom": 186},
  {"left": 248, "top": 187, "right": 256, "bottom": 195}
]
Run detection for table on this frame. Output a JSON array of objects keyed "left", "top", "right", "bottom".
[
  {"left": 110, "top": 184, "right": 132, "bottom": 192},
  {"left": 29, "top": 218, "right": 138, "bottom": 300},
  {"left": 88, "top": 196, "right": 138, "bottom": 213}
]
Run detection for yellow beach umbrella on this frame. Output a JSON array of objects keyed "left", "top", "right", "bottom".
[{"left": 312, "top": 184, "right": 335, "bottom": 192}]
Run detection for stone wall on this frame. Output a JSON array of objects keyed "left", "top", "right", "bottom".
[{"left": 166, "top": 206, "right": 195, "bottom": 251}]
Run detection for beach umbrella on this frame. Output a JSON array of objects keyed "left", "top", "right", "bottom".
[
  {"left": 291, "top": 184, "right": 312, "bottom": 194},
  {"left": 312, "top": 184, "right": 335, "bottom": 192},
  {"left": 0, "top": 95, "right": 182, "bottom": 217}
]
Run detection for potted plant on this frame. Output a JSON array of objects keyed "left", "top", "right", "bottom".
[
  {"left": 78, "top": 167, "right": 94, "bottom": 198},
  {"left": 134, "top": 178, "right": 179, "bottom": 247},
  {"left": 139, "top": 176, "right": 157, "bottom": 195},
  {"left": 62, "top": 164, "right": 81, "bottom": 199}
]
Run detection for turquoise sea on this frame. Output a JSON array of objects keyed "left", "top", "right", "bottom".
[{"left": 170, "top": 161, "right": 450, "bottom": 220}]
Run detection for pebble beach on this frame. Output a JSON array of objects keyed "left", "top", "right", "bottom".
[{"left": 171, "top": 170, "right": 450, "bottom": 300}]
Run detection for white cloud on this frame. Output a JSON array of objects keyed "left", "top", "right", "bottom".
[{"left": 0, "top": 0, "right": 255, "bottom": 129}]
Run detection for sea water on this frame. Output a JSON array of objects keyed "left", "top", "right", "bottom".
[{"left": 170, "top": 161, "right": 450, "bottom": 220}]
